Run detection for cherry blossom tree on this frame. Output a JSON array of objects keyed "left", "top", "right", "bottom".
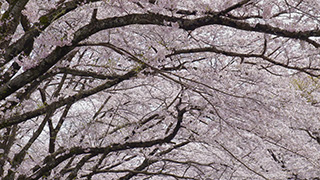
[{"left": 1, "top": 0, "right": 320, "bottom": 179}]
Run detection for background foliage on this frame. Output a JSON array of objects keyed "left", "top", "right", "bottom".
[{"left": 1, "top": 0, "right": 320, "bottom": 179}]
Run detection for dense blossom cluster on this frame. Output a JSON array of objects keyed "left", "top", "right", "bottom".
[{"left": 1, "top": 0, "right": 320, "bottom": 179}]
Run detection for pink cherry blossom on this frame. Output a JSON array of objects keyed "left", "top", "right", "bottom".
[{"left": 1, "top": 0, "right": 320, "bottom": 179}]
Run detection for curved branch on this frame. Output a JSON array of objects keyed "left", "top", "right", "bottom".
[
  {"left": 168, "top": 46, "right": 320, "bottom": 76},
  {"left": 57, "top": 67, "right": 119, "bottom": 80},
  {"left": 0, "top": 67, "right": 143, "bottom": 129},
  {"left": 2, "top": 11, "right": 320, "bottom": 100},
  {"left": 1, "top": 0, "right": 101, "bottom": 65},
  {"left": 27, "top": 107, "right": 187, "bottom": 180}
]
